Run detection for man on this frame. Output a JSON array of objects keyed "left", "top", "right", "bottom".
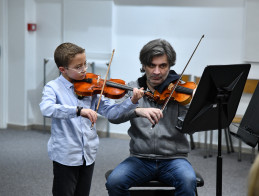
[{"left": 106, "top": 39, "right": 197, "bottom": 196}]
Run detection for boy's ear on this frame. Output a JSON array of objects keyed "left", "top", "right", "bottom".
[{"left": 59, "top": 67, "right": 66, "bottom": 73}]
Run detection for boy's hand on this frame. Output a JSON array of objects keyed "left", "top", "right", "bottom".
[
  {"left": 134, "top": 108, "right": 163, "bottom": 125},
  {"left": 80, "top": 109, "right": 97, "bottom": 123},
  {"left": 131, "top": 88, "right": 144, "bottom": 104}
]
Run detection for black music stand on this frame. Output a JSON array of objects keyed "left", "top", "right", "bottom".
[
  {"left": 180, "top": 64, "right": 251, "bottom": 196},
  {"left": 232, "top": 82, "right": 259, "bottom": 148}
]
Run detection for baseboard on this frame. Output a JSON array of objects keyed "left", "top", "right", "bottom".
[
  {"left": 192, "top": 141, "right": 255, "bottom": 154},
  {"left": 7, "top": 124, "right": 50, "bottom": 132},
  {"left": 6, "top": 124, "right": 129, "bottom": 139}
]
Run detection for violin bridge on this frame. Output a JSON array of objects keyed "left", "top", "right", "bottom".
[
  {"left": 97, "top": 75, "right": 100, "bottom": 84},
  {"left": 168, "top": 83, "right": 174, "bottom": 90}
]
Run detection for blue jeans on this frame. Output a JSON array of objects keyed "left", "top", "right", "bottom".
[{"left": 106, "top": 157, "right": 196, "bottom": 196}]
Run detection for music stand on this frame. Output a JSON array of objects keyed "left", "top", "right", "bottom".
[
  {"left": 180, "top": 64, "right": 251, "bottom": 196},
  {"left": 232, "top": 82, "right": 259, "bottom": 148}
]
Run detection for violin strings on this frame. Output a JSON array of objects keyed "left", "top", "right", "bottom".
[{"left": 106, "top": 81, "right": 134, "bottom": 91}]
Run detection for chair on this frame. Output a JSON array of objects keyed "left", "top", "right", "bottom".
[
  {"left": 229, "top": 79, "right": 259, "bottom": 161},
  {"left": 199, "top": 78, "right": 259, "bottom": 160},
  {"left": 105, "top": 169, "right": 204, "bottom": 196}
]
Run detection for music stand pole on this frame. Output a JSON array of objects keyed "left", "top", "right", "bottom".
[{"left": 216, "top": 97, "right": 223, "bottom": 196}]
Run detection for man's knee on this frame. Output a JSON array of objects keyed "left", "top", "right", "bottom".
[
  {"left": 106, "top": 172, "right": 124, "bottom": 190},
  {"left": 179, "top": 172, "right": 197, "bottom": 189}
]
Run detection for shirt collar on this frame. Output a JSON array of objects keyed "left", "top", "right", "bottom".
[{"left": 59, "top": 74, "right": 74, "bottom": 89}]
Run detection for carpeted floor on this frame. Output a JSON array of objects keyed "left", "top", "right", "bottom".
[{"left": 0, "top": 128, "right": 255, "bottom": 196}]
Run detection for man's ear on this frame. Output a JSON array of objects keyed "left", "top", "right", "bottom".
[{"left": 59, "top": 67, "right": 66, "bottom": 73}]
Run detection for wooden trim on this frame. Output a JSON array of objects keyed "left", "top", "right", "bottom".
[
  {"left": 181, "top": 74, "right": 191, "bottom": 82},
  {"left": 232, "top": 115, "right": 243, "bottom": 123},
  {"left": 243, "top": 79, "right": 259, "bottom": 94}
]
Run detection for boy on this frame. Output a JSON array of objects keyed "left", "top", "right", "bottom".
[{"left": 39, "top": 42, "right": 143, "bottom": 196}]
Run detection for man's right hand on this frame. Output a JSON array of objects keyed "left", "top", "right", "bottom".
[{"left": 134, "top": 108, "right": 163, "bottom": 125}]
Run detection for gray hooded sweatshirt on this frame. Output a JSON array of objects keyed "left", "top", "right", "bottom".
[{"left": 108, "top": 76, "right": 191, "bottom": 160}]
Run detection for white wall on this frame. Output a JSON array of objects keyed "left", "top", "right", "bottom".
[
  {"left": 25, "top": 0, "right": 37, "bottom": 125},
  {"left": 8, "top": 0, "right": 27, "bottom": 125},
  {"left": 244, "top": 0, "right": 259, "bottom": 62},
  {"left": 34, "top": 0, "right": 63, "bottom": 126},
  {"left": 63, "top": 0, "right": 112, "bottom": 54},
  {"left": 33, "top": 0, "right": 113, "bottom": 128},
  {"left": 0, "top": 0, "right": 8, "bottom": 128},
  {"left": 2, "top": 0, "right": 259, "bottom": 145},
  {"left": 109, "top": 0, "right": 254, "bottom": 134}
]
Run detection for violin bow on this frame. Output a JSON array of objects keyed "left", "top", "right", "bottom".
[
  {"left": 151, "top": 35, "right": 205, "bottom": 129},
  {"left": 91, "top": 49, "right": 115, "bottom": 128}
]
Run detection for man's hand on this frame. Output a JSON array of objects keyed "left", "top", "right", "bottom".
[
  {"left": 80, "top": 108, "right": 97, "bottom": 123},
  {"left": 131, "top": 88, "right": 144, "bottom": 104},
  {"left": 135, "top": 108, "right": 163, "bottom": 125}
]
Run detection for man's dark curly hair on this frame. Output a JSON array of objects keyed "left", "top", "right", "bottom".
[{"left": 139, "top": 39, "right": 176, "bottom": 72}]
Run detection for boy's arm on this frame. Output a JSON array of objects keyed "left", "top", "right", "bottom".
[
  {"left": 96, "top": 87, "right": 143, "bottom": 123},
  {"left": 130, "top": 87, "right": 144, "bottom": 104},
  {"left": 39, "top": 84, "right": 77, "bottom": 119}
]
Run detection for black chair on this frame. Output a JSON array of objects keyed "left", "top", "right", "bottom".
[
  {"left": 105, "top": 169, "right": 204, "bottom": 196},
  {"left": 229, "top": 79, "right": 259, "bottom": 162}
]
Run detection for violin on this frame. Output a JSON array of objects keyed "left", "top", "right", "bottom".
[
  {"left": 73, "top": 73, "right": 135, "bottom": 99},
  {"left": 146, "top": 81, "right": 197, "bottom": 105},
  {"left": 73, "top": 73, "right": 196, "bottom": 105}
]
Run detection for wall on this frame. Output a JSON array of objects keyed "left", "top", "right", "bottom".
[
  {"left": 109, "top": 0, "right": 254, "bottom": 134},
  {"left": 25, "top": 0, "right": 37, "bottom": 125},
  {"left": 0, "top": 0, "right": 8, "bottom": 128},
  {"left": 8, "top": 0, "right": 27, "bottom": 126},
  {"left": 244, "top": 0, "right": 259, "bottom": 62},
  {"left": 2, "top": 0, "right": 259, "bottom": 147},
  {"left": 34, "top": 0, "right": 62, "bottom": 127},
  {"left": 33, "top": 0, "right": 113, "bottom": 129}
]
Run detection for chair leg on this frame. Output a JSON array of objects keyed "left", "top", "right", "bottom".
[
  {"left": 190, "top": 134, "right": 195, "bottom": 150},
  {"left": 238, "top": 139, "right": 242, "bottom": 162},
  {"left": 195, "top": 187, "right": 198, "bottom": 196},
  {"left": 224, "top": 128, "right": 230, "bottom": 153},
  {"left": 209, "top": 130, "right": 213, "bottom": 157},
  {"left": 204, "top": 131, "right": 208, "bottom": 158},
  {"left": 226, "top": 127, "right": 235, "bottom": 152},
  {"left": 197, "top": 132, "right": 201, "bottom": 148},
  {"left": 251, "top": 147, "right": 255, "bottom": 163}
]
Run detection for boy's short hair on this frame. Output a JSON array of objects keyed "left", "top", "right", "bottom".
[{"left": 54, "top": 42, "right": 85, "bottom": 68}]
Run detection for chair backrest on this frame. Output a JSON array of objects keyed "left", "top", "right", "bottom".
[
  {"left": 243, "top": 79, "right": 259, "bottom": 94},
  {"left": 181, "top": 74, "right": 191, "bottom": 82},
  {"left": 234, "top": 79, "right": 259, "bottom": 123},
  {"left": 194, "top": 76, "right": 200, "bottom": 84},
  {"left": 237, "top": 82, "right": 259, "bottom": 147},
  {"left": 193, "top": 77, "right": 259, "bottom": 91}
]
